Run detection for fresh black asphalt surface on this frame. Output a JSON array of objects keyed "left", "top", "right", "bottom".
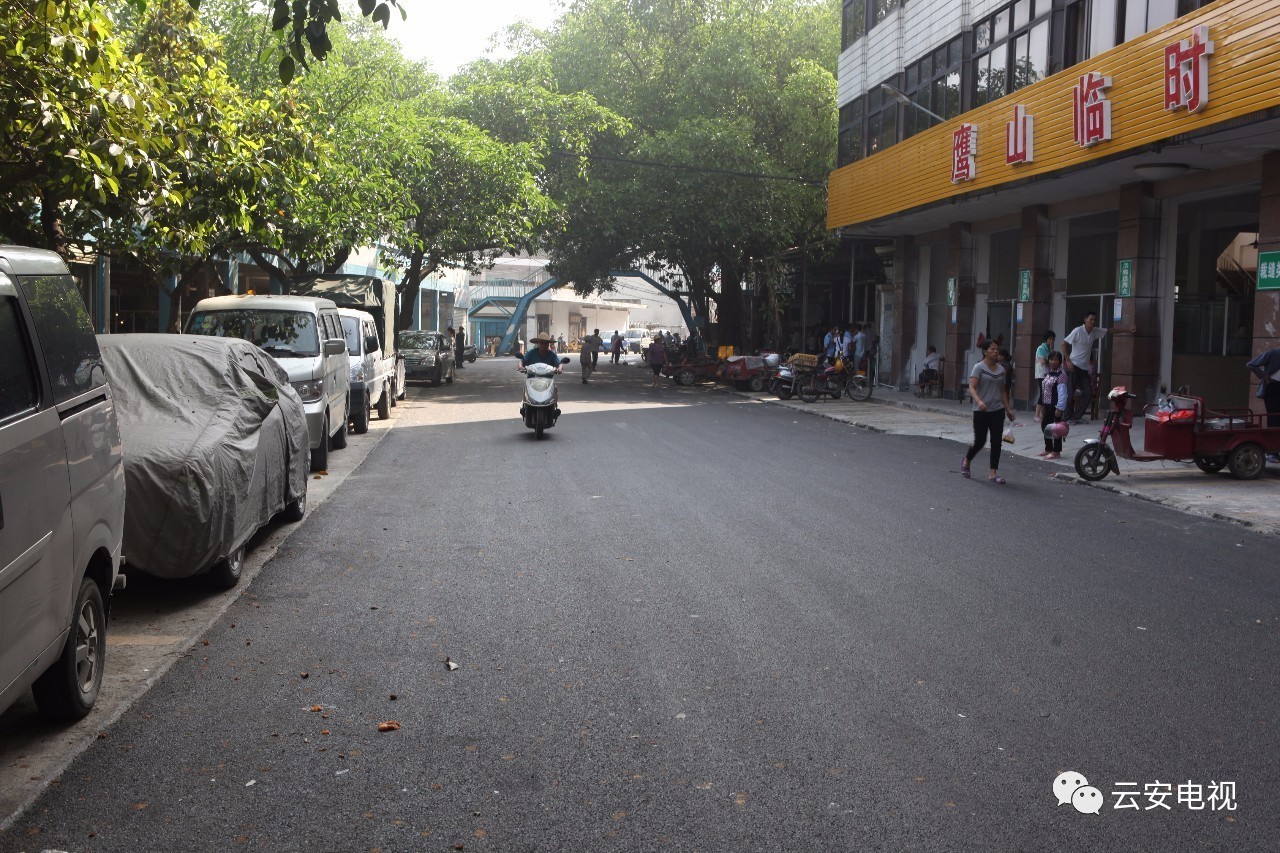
[{"left": 4, "top": 357, "right": 1277, "bottom": 851}]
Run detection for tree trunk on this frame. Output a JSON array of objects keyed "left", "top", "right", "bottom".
[
  {"left": 323, "top": 246, "right": 351, "bottom": 274},
  {"left": 40, "top": 190, "right": 64, "bottom": 253},
  {"left": 395, "top": 247, "right": 426, "bottom": 332},
  {"left": 715, "top": 257, "right": 745, "bottom": 349}
]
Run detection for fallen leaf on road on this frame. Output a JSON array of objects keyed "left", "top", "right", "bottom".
[
  {"left": 377, "top": 720, "right": 401, "bottom": 732},
  {"left": 300, "top": 672, "right": 309, "bottom": 679},
  {"left": 445, "top": 658, "right": 459, "bottom": 671},
  {"left": 309, "top": 705, "right": 324, "bottom": 713},
  {"left": 732, "top": 792, "right": 748, "bottom": 806}
]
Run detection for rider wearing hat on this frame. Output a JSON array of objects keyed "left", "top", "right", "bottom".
[{"left": 521, "top": 333, "right": 563, "bottom": 370}]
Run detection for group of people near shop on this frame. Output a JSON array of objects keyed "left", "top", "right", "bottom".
[
  {"left": 962, "top": 311, "right": 1108, "bottom": 483},
  {"left": 963, "top": 309, "right": 1280, "bottom": 481}
]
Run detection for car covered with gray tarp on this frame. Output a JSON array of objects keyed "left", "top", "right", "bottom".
[{"left": 98, "top": 334, "right": 310, "bottom": 587}]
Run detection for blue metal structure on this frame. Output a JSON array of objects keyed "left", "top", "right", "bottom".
[{"left": 496, "top": 269, "right": 696, "bottom": 356}]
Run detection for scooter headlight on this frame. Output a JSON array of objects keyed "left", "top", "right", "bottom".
[{"left": 527, "top": 377, "right": 554, "bottom": 393}]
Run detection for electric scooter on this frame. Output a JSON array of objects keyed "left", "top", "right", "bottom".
[{"left": 519, "top": 357, "right": 570, "bottom": 439}]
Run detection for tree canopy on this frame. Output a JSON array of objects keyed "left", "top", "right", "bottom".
[{"left": 1, "top": 0, "right": 840, "bottom": 344}]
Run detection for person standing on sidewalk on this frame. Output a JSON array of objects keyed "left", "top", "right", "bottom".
[
  {"left": 1034, "top": 330, "right": 1056, "bottom": 419},
  {"left": 1061, "top": 312, "right": 1107, "bottom": 422},
  {"left": 1247, "top": 347, "right": 1280, "bottom": 462},
  {"left": 961, "top": 340, "right": 1015, "bottom": 483},
  {"left": 821, "top": 325, "right": 839, "bottom": 366},
  {"left": 454, "top": 327, "right": 466, "bottom": 369},
  {"left": 852, "top": 323, "right": 869, "bottom": 374},
  {"left": 1037, "top": 352, "right": 1069, "bottom": 459},
  {"left": 647, "top": 336, "right": 667, "bottom": 387}
]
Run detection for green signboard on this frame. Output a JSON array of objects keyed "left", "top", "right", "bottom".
[
  {"left": 1259, "top": 251, "right": 1280, "bottom": 291},
  {"left": 946, "top": 276, "right": 957, "bottom": 306},
  {"left": 1117, "top": 259, "right": 1134, "bottom": 297},
  {"left": 1019, "top": 269, "right": 1031, "bottom": 302}
]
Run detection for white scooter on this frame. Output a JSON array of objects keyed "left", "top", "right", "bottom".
[{"left": 519, "top": 357, "right": 570, "bottom": 438}]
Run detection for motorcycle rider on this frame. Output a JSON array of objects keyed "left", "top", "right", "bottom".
[{"left": 520, "top": 333, "right": 562, "bottom": 370}]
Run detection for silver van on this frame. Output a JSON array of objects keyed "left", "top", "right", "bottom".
[
  {"left": 0, "top": 246, "right": 125, "bottom": 720},
  {"left": 337, "top": 307, "right": 395, "bottom": 433},
  {"left": 185, "top": 294, "right": 350, "bottom": 471}
]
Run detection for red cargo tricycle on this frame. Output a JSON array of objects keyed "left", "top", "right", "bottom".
[
  {"left": 721, "top": 354, "right": 776, "bottom": 392},
  {"left": 1074, "top": 387, "right": 1280, "bottom": 481}
]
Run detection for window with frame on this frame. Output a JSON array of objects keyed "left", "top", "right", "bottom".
[
  {"left": 837, "top": 98, "right": 865, "bottom": 167},
  {"left": 0, "top": 291, "right": 40, "bottom": 421},
  {"left": 972, "top": 0, "right": 1051, "bottom": 108},
  {"left": 864, "top": 82, "right": 898, "bottom": 157},
  {"left": 902, "top": 36, "right": 964, "bottom": 139},
  {"left": 841, "top": 0, "right": 901, "bottom": 51}
]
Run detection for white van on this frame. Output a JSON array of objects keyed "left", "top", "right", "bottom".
[
  {"left": 337, "top": 307, "right": 395, "bottom": 433},
  {"left": 1, "top": 246, "right": 125, "bottom": 720},
  {"left": 186, "top": 294, "right": 350, "bottom": 471}
]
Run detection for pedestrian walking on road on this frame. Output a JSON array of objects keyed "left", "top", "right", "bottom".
[
  {"left": 584, "top": 328, "right": 602, "bottom": 370},
  {"left": 1037, "top": 352, "right": 1068, "bottom": 459},
  {"left": 647, "top": 337, "right": 666, "bottom": 387},
  {"left": 610, "top": 330, "right": 623, "bottom": 364},
  {"left": 1246, "top": 346, "right": 1280, "bottom": 462},
  {"left": 961, "top": 340, "right": 1015, "bottom": 483}
]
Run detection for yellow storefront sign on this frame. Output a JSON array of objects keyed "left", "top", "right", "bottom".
[{"left": 828, "top": 0, "right": 1280, "bottom": 230}]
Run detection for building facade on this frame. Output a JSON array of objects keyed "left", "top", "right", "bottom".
[{"left": 830, "top": 0, "right": 1280, "bottom": 412}]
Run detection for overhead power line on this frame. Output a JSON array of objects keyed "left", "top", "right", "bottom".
[{"left": 550, "top": 149, "right": 826, "bottom": 187}]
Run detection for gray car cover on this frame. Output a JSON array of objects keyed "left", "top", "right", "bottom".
[{"left": 98, "top": 334, "right": 309, "bottom": 578}]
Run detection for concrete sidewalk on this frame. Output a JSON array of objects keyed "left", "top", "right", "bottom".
[{"left": 729, "top": 380, "right": 1280, "bottom": 536}]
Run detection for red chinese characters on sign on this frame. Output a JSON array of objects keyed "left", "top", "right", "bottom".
[
  {"left": 1164, "top": 25, "right": 1214, "bottom": 113},
  {"left": 1005, "top": 105, "right": 1034, "bottom": 165},
  {"left": 1072, "top": 72, "right": 1113, "bottom": 147},
  {"left": 951, "top": 123, "right": 977, "bottom": 183}
]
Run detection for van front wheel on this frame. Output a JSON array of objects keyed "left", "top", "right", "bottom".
[
  {"left": 331, "top": 408, "right": 348, "bottom": 450},
  {"left": 310, "top": 414, "right": 330, "bottom": 472},
  {"left": 377, "top": 382, "right": 392, "bottom": 419}
]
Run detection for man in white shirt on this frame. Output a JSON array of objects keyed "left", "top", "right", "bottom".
[{"left": 1061, "top": 311, "right": 1107, "bottom": 422}]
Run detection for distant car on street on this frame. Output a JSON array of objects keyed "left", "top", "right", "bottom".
[
  {"left": 623, "top": 329, "right": 651, "bottom": 354},
  {"left": 399, "top": 330, "right": 456, "bottom": 386},
  {"left": 98, "top": 334, "right": 310, "bottom": 589}
]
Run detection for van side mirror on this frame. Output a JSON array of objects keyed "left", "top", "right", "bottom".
[
  {"left": 364, "top": 335, "right": 380, "bottom": 354},
  {"left": 324, "top": 338, "right": 347, "bottom": 356}
]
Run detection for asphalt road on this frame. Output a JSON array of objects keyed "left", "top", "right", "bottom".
[{"left": 3, "top": 357, "right": 1277, "bottom": 852}]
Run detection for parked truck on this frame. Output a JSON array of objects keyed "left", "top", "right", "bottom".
[{"left": 291, "top": 275, "right": 406, "bottom": 431}]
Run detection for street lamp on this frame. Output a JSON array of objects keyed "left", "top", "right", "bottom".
[{"left": 881, "top": 83, "right": 945, "bottom": 123}]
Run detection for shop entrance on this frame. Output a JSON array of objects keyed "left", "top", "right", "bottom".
[{"left": 1172, "top": 191, "right": 1258, "bottom": 409}]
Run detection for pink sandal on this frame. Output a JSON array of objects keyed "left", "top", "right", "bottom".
[
  {"left": 960, "top": 458, "right": 971, "bottom": 478},
  {"left": 989, "top": 475, "right": 1006, "bottom": 484}
]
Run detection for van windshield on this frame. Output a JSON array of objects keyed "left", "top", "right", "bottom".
[
  {"left": 186, "top": 309, "right": 320, "bottom": 357},
  {"left": 339, "top": 315, "right": 362, "bottom": 356}
]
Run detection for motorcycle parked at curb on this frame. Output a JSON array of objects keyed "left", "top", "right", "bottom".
[
  {"left": 799, "top": 359, "right": 873, "bottom": 403},
  {"left": 771, "top": 363, "right": 806, "bottom": 400},
  {"left": 519, "top": 357, "right": 570, "bottom": 438}
]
